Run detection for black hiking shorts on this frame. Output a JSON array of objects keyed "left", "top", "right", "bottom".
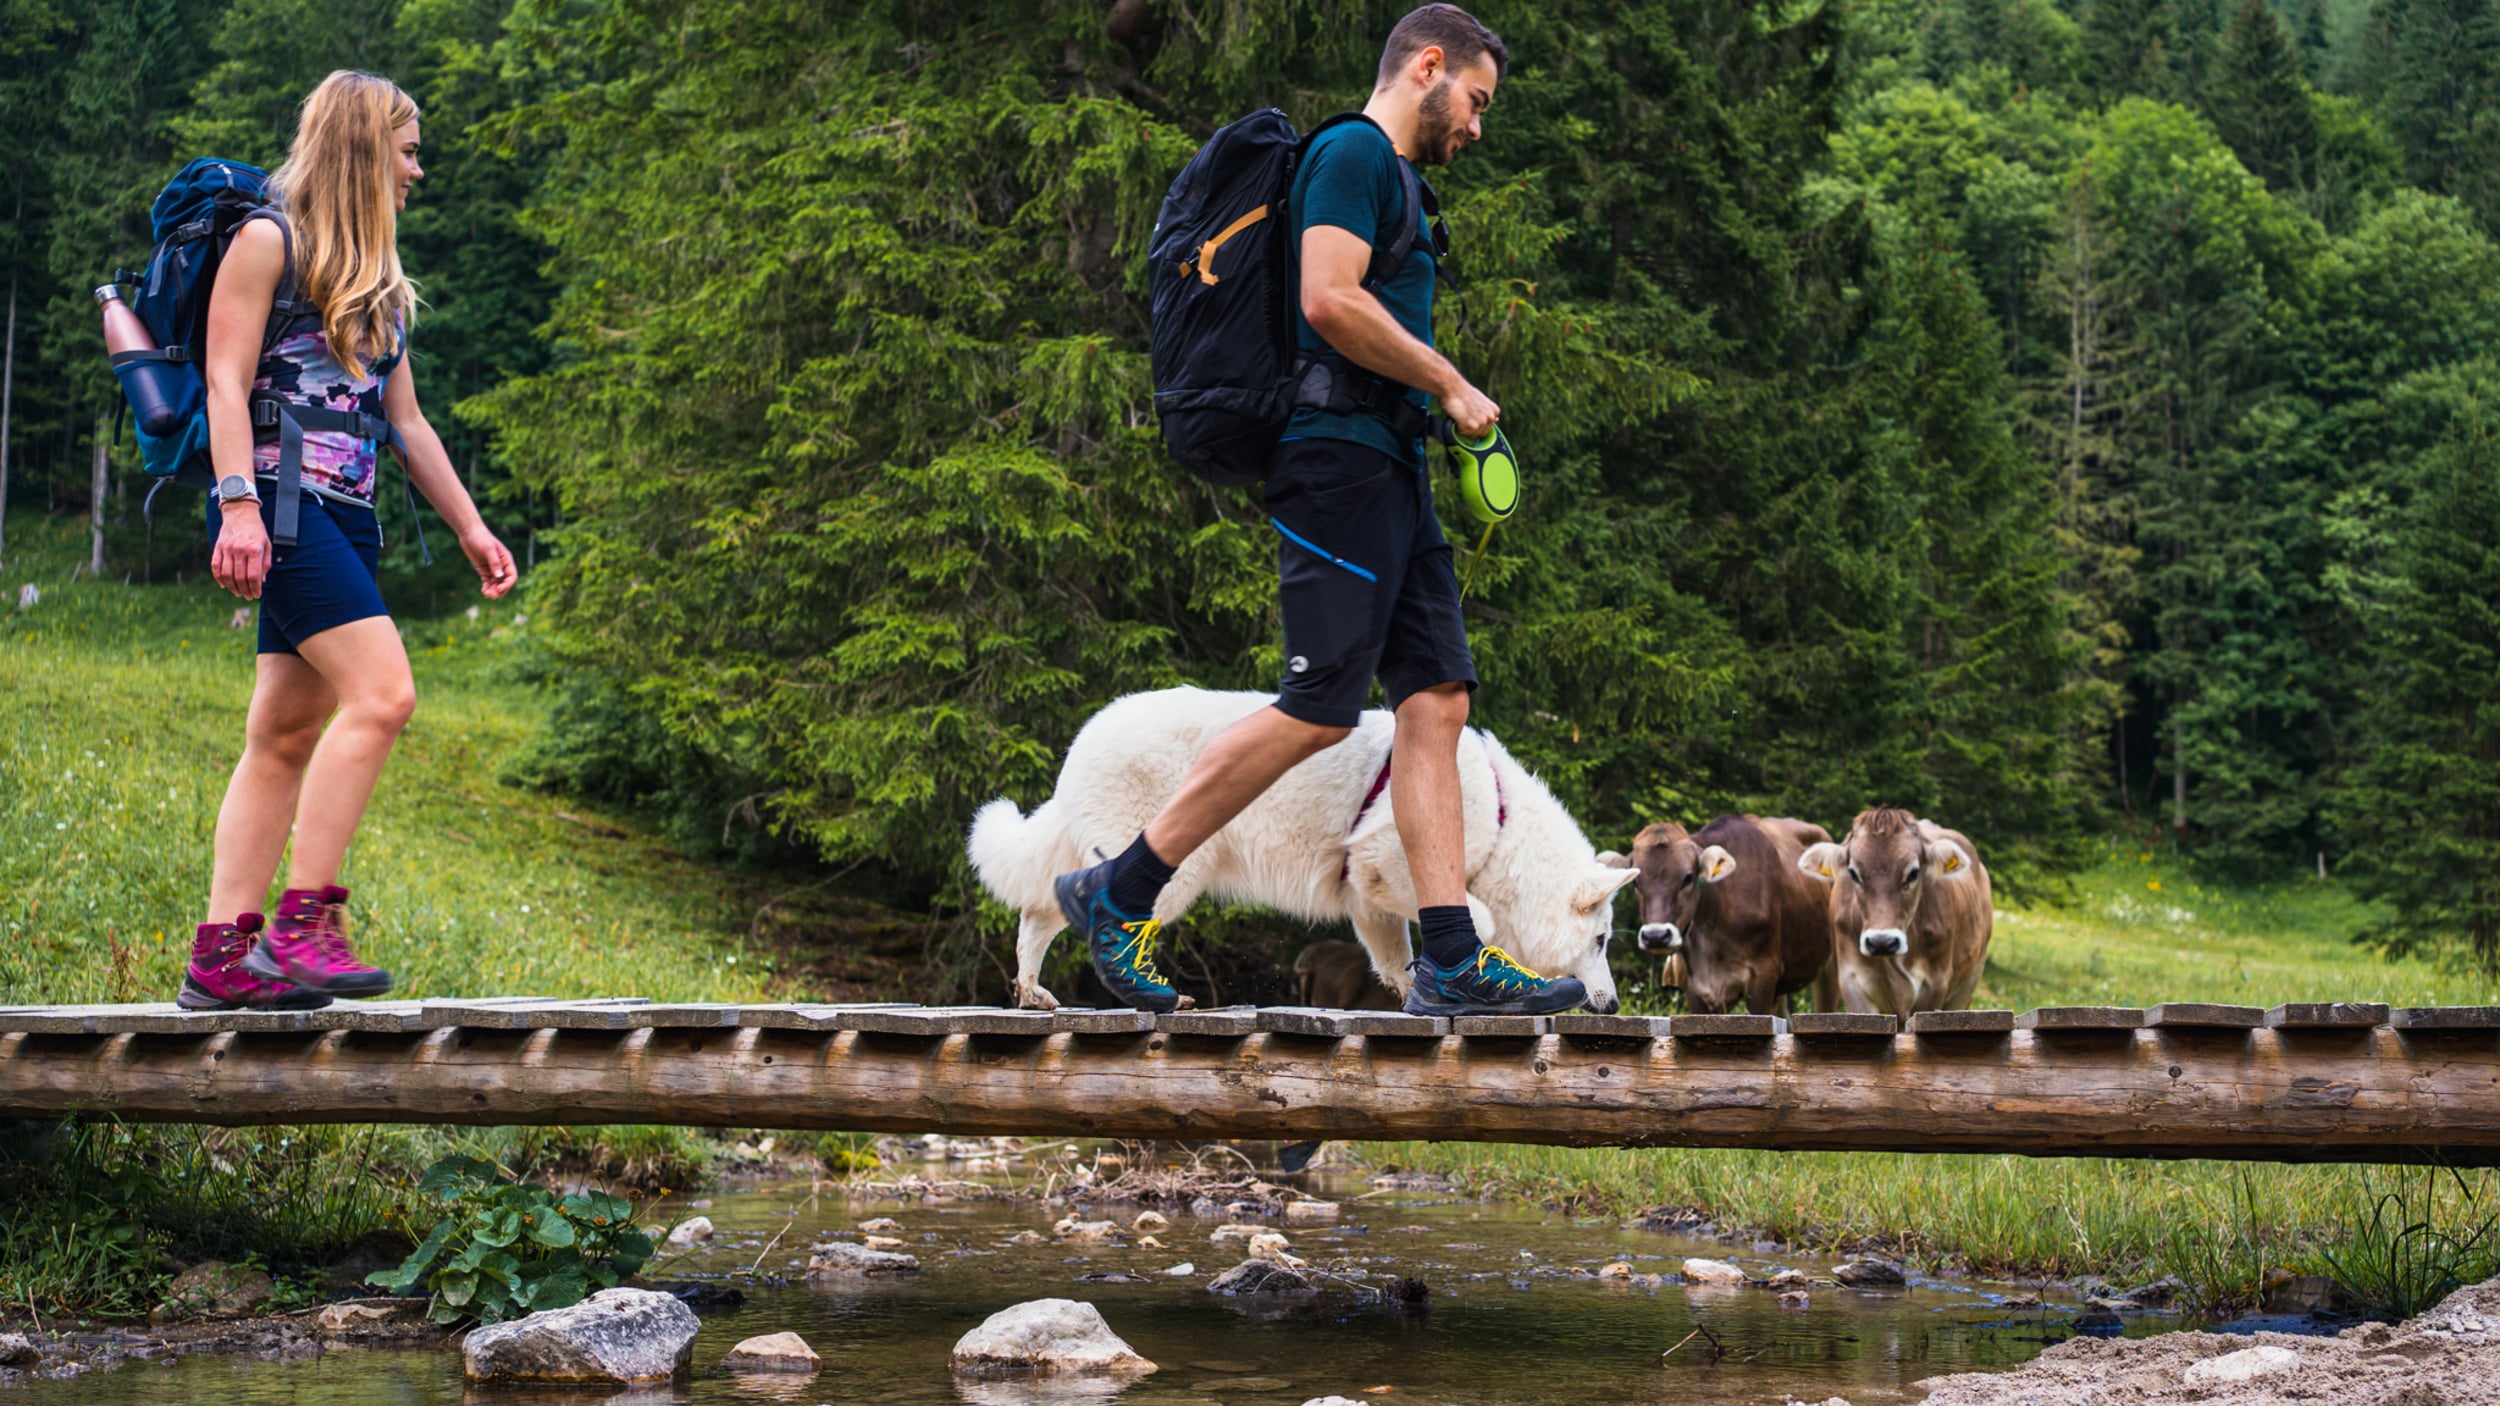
[{"left": 1263, "top": 437, "right": 1478, "bottom": 728}]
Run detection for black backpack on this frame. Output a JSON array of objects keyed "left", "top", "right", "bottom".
[{"left": 1147, "top": 110, "right": 1436, "bottom": 486}]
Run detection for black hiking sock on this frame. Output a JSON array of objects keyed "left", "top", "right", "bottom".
[
  {"left": 1417, "top": 905, "right": 1480, "bottom": 969},
  {"left": 1104, "top": 833, "right": 1176, "bottom": 916}
]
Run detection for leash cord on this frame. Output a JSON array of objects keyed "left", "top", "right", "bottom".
[{"left": 1460, "top": 519, "right": 1496, "bottom": 599}]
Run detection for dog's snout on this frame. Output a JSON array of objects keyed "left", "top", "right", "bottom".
[
  {"left": 1585, "top": 993, "right": 1620, "bottom": 1015},
  {"left": 1859, "top": 928, "right": 1908, "bottom": 957},
  {"left": 1636, "top": 923, "right": 1682, "bottom": 951}
]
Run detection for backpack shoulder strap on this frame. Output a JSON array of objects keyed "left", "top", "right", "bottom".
[
  {"left": 1299, "top": 113, "right": 1421, "bottom": 289},
  {"left": 239, "top": 207, "right": 316, "bottom": 358}
]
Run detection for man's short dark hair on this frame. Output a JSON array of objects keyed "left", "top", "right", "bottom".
[{"left": 1377, "top": 4, "right": 1508, "bottom": 88}]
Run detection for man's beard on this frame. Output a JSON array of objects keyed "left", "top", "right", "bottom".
[{"left": 1416, "top": 77, "right": 1465, "bottom": 165}]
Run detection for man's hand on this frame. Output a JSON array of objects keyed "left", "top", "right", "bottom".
[
  {"left": 1441, "top": 380, "right": 1501, "bottom": 441},
  {"left": 461, "top": 527, "right": 519, "bottom": 599},
  {"left": 212, "top": 500, "right": 272, "bottom": 599}
]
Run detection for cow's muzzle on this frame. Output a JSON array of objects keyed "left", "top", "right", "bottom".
[
  {"left": 1858, "top": 928, "right": 1907, "bottom": 957},
  {"left": 1636, "top": 923, "right": 1682, "bottom": 951}
]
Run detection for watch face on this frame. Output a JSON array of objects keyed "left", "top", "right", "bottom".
[{"left": 219, "top": 475, "right": 251, "bottom": 499}]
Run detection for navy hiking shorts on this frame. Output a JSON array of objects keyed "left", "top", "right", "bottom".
[
  {"left": 206, "top": 491, "right": 389, "bottom": 656},
  {"left": 1264, "top": 437, "right": 1478, "bottom": 728}
]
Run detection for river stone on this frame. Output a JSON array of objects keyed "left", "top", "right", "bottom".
[
  {"left": 807, "top": 1242, "right": 920, "bottom": 1276},
  {"left": 1054, "top": 1217, "right": 1118, "bottom": 1241},
  {"left": 2182, "top": 1345, "right": 2301, "bottom": 1386},
  {"left": 1681, "top": 1257, "right": 1747, "bottom": 1284},
  {"left": 2263, "top": 1272, "right": 2349, "bottom": 1315},
  {"left": 462, "top": 1287, "right": 698, "bottom": 1384},
  {"left": 949, "top": 1298, "right": 1156, "bottom": 1377},
  {"left": 1598, "top": 1261, "right": 1633, "bottom": 1279},
  {"left": 153, "top": 1261, "right": 275, "bottom": 1321},
  {"left": 720, "top": 1330, "right": 820, "bottom": 1373},
  {"left": 1284, "top": 1200, "right": 1340, "bottom": 1224},
  {"left": 857, "top": 1217, "right": 903, "bottom": 1233},
  {"left": 0, "top": 1334, "right": 36, "bottom": 1366},
  {"left": 1833, "top": 1258, "right": 1906, "bottom": 1286},
  {"left": 1207, "top": 1258, "right": 1315, "bottom": 1295},
  {"left": 666, "top": 1215, "right": 715, "bottom": 1246},
  {"left": 1302, "top": 1398, "right": 1366, "bottom": 1406},
  {"left": 1132, "top": 1210, "right": 1170, "bottom": 1232},
  {"left": 313, "top": 1297, "right": 438, "bottom": 1344}
]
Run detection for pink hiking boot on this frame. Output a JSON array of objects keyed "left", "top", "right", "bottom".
[
  {"left": 178, "top": 912, "right": 332, "bottom": 1011},
  {"left": 242, "top": 885, "right": 394, "bottom": 997}
]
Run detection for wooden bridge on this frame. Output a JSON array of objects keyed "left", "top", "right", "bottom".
[{"left": 3, "top": 998, "right": 2497, "bottom": 1165}]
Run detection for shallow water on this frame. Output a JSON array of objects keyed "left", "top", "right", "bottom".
[{"left": 11, "top": 1172, "right": 2226, "bottom": 1406}]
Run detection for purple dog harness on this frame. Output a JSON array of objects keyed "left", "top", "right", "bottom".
[{"left": 1339, "top": 742, "right": 1508, "bottom": 884}]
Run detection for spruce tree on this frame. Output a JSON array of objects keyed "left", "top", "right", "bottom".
[
  {"left": 2210, "top": 0, "right": 2320, "bottom": 189},
  {"left": 2361, "top": 0, "right": 2500, "bottom": 232},
  {"left": 2085, "top": 0, "right": 2183, "bottom": 100},
  {"left": 2339, "top": 371, "right": 2500, "bottom": 968}
]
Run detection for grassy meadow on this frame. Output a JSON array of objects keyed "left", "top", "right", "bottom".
[{"left": 4, "top": 512, "right": 2498, "bottom": 1314}]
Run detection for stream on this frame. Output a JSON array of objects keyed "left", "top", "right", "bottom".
[{"left": 4, "top": 1163, "right": 2304, "bottom": 1406}]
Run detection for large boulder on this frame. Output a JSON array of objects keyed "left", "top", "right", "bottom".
[
  {"left": 949, "top": 1299, "right": 1157, "bottom": 1377},
  {"left": 1680, "top": 1258, "right": 1747, "bottom": 1285},
  {"left": 462, "top": 1288, "right": 699, "bottom": 1385},
  {"left": 807, "top": 1242, "right": 920, "bottom": 1277},
  {"left": 1833, "top": 1258, "right": 1906, "bottom": 1287}
]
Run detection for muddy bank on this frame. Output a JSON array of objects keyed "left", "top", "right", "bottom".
[
  {"left": 0, "top": 1297, "right": 446, "bottom": 1383},
  {"left": 1909, "top": 1275, "right": 2500, "bottom": 1405}
]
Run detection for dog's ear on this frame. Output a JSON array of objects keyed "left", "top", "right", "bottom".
[{"left": 1574, "top": 864, "right": 1639, "bottom": 913}]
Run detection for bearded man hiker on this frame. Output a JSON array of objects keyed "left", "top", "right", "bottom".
[{"left": 1056, "top": 5, "right": 1587, "bottom": 1018}]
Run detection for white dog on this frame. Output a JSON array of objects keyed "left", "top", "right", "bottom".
[{"left": 968, "top": 687, "right": 1635, "bottom": 1013}]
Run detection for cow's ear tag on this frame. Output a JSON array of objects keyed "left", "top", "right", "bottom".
[{"left": 1941, "top": 852, "right": 1962, "bottom": 874}]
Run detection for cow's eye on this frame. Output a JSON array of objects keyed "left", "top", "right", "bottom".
[
  {"left": 1906, "top": 865, "right": 1921, "bottom": 884},
  {"left": 1679, "top": 873, "right": 1694, "bottom": 889},
  {"left": 1845, "top": 864, "right": 1861, "bottom": 884}
]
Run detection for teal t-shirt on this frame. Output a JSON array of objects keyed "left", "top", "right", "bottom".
[{"left": 1287, "top": 119, "right": 1436, "bottom": 465}]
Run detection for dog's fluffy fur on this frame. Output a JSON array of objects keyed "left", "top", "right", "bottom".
[{"left": 968, "top": 687, "right": 1635, "bottom": 1011}]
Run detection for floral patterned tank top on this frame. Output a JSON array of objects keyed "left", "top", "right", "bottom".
[{"left": 249, "top": 314, "right": 405, "bottom": 509}]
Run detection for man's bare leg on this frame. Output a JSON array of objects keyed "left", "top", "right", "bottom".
[
  {"left": 1142, "top": 706, "right": 1351, "bottom": 864},
  {"left": 1389, "top": 682, "right": 1470, "bottom": 910}
]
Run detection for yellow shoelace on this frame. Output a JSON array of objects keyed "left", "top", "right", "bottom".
[
  {"left": 1474, "top": 944, "right": 1546, "bottom": 987},
  {"left": 1114, "top": 918, "right": 1172, "bottom": 986}
]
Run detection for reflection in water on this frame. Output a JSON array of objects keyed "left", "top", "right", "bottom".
[{"left": 5, "top": 1173, "right": 2156, "bottom": 1406}]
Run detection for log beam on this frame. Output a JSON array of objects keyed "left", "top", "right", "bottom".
[{"left": 1, "top": 1022, "right": 2495, "bottom": 1164}]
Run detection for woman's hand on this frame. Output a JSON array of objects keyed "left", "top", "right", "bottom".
[
  {"left": 462, "top": 526, "right": 519, "bottom": 599},
  {"left": 212, "top": 500, "right": 273, "bottom": 599}
]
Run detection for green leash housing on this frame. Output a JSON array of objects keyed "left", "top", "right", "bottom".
[{"left": 1440, "top": 419, "right": 1519, "bottom": 598}]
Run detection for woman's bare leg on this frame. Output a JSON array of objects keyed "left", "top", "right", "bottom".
[
  {"left": 205, "top": 653, "right": 338, "bottom": 922},
  {"left": 282, "top": 615, "right": 417, "bottom": 888}
]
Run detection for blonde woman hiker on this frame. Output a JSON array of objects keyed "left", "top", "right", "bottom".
[{"left": 180, "top": 70, "right": 516, "bottom": 1009}]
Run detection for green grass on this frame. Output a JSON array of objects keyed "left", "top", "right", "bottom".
[
  {"left": 1369, "top": 841, "right": 2500, "bottom": 1307},
  {"left": 0, "top": 515, "right": 778, "bottom": 1007}
]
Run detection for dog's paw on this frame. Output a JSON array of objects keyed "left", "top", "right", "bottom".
[{"left": 1015, "top": 981, "right": 1060, "bottom": 1011}]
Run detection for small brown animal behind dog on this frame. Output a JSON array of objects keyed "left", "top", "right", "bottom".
[{"left": 1292, "top": 939, "right": 1404, "bottom": 1010}]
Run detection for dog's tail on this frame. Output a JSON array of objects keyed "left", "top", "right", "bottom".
[{"left": 967, "top": 796, "right": 1077, "bottom": 910}]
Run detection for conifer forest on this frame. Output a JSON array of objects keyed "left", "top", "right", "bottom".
[{"left": 5, "top": 0, "right": 2499, "bottom": 970}]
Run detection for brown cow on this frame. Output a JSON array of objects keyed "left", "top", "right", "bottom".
[
  {"left": 1293, "top": 939, "right": 1402, "bottom": 1011},
  {"left": 1797, "top": 809, "right": 1992, "bottom": 1017},
  {"left": 1607, "top": 816, "right": 1837, "bottom": 1015}
]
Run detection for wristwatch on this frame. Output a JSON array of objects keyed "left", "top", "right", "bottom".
[{"left": 216, "top": 474, "right": 260, "bottom": 506}]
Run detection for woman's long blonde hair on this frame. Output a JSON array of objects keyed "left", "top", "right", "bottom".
[{"left": 268, "top": 71, "right": 419, "bottom": 380}]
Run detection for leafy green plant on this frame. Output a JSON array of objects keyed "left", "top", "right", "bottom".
[
  {"left": 2320, "top": 1166, "right": 2500, "bottom": 1322},
  {"left": 368, "top": 1155, "right": 653, "bottom": 1325}
]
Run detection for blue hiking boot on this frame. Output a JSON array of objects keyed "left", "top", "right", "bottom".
[
  {"left": 1402, "top": 945, "right": 1587, "bottom": 1017},
  {"left": 1052, "top": 859, "right": 1182, "bottom": 1013}
]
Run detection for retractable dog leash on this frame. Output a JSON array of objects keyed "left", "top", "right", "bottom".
[{"left": 1437, "top": 416, "right": 1518, "bottom": 598}]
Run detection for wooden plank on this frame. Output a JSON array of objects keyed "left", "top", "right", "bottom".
[
  {"left": 1789, "top": 1012, "right": 1899, "bottom": 1038},
  {"left": 303, "top": 1001, "right": 435, "bottom": 1033},
  {"left": 2018, "top": 1006, "right": 2147, "bottom": 1031},
  {"left": 1553, "top": 1014, "right": 1670, "bottom": 1040},
  {"left": 737, "top": 1003, "right": 917, "bottom": 1032},
  {"left": 1451, "top": 1015, "right": 1551, "bottom": 1037},
  {"left": 1908, "top": 1009, "right": 2015, "bottom": 1035},
  {"left": 1157, "top": 1007, "right": 1262, "bottom": 1037},
  {"left": 1671, "top": 1013, "right": 1779, "bottom": 1039},
  {"left": 1256, "top": 1007, "right": 1448, "bottom": 1039},
  {"left": 2267, "top": 1002, "right": 2389, "bottom": 1029},
  {"left": 1049, "top": 1008, "right": 1156, "bottom": 1035},
  {"left": 2391, "top": 1007, "right": 2500, "bottom": 1031},
  {"left": 837, "top": 1007, "right": 1056, "bottom": 1036},
  {"left": 92, "top": 1006, "right": 320, "bottom": 1035},
  {"left": 4, "top": 1023, "right": 2494, "bottom": 1165},
  {"left": 422, "top": 999, "right": 648, "bottom": 1030},
  {"left": 2147, "top": 1003, "right": 2265, "bottom": 1029}
]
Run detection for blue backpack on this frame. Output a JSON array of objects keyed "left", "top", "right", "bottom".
[{"left": 113, "top": 157, "right": 408, "bottom": 549}]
